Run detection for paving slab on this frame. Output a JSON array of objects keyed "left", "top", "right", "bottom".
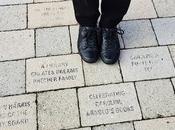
[
  {"left": 78, "top": 83, "right": 142, "bottom": 126},
  {"left": 153, "top": 0, "right": 175, "bottom": 17},
  {"left": 26, "top": 54, "right": 84, "bottom": 92},
  {"left": 120, "top": 20, "right": 157, "bottom": 48},
  {"left": 134, "top": 117, "right": 175, "bottom": 130},
  {"left": 0, "top": 0, "right": 32, "bottom": 5},
  {"left": 120, "top": 46, "right": 175, "bottom": 81},
  {"left": 0, "top": 94, "right": 37, "bottom": 130},
  {"left": 0, "top": 30, "right": 35, "bottom": 61},
  {"left": 152, "top": 17, "right": 175, "bottom": 45},
  {"left": 38, "top": 89, "right": 80, "bottom": 130},
  {"left": 0, "top": 5, "right": 26, "bottom": 31},
  {"left": 0, "top": 60, "right": 25, "bottom": 96},
  {"left": 36, "top": 26, "right": 71, "bottom": 56},
  {"left": 83, "top": 60, "right": 122, "bottom": 86},
  {"left": 28, "top": 1, "right": 77, "bottom": 28},
  {"left": 136, "top": 79, "right": 175, "bottom": 119},
  {"left": 123, "top": 0, "right": 157, "bottom": 20},
  {"left": 93, "top": 122, "right": 134, "bottom": 130}
]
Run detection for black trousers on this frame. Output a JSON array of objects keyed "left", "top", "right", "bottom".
[{"left": 72, "top": 0, "right": 131, "bottom": 28}]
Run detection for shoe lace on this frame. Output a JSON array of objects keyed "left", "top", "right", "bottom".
[
  {"left": 84, "top": 28, "right": 98, "bottom": 49},
  {"left": 104, "top": 28, "right": 124, "bottom": 50}
]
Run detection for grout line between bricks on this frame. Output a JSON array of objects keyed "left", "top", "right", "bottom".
[
  {"left": 1, "top": 16, "right": 175, "bottom": 33},
  {"left": 118, "top": 59, "right": 124, "bottom": 83},
  {"left": 68, "top": 26, "right": 73, "bottom": 53},
  {"left": 76, "top": 88, "right": 82, "bottom": 127},
  {"left": 36, "top": 93, "right": 39, "bottom": 130},
  {"left": 133, "top": 82, "right": 144, "bottom": 120},
  {"left": 1, "top": 45, "right": 174, "bottom": 63},
  {"left": 34, "top": 29, "right": 37, "bottom": 57},
  {"left": 81, "top": 59, "right": 87, "bottom": 86},
  {"left": 1, "top": 77, "right": 175, "bottom": 98},
  {"left": 151, "top": 0, "right": 159, "bottom": 17},
  {"left": 132, "top": 121, "right": 136, "bottom": 130},
  {"left": 167, "top": 46, "right": 175, "bottom": 69},
  {"left": 24, "top": 60, "right": 27, "bottom": 93},
  {"left": 149, "top": 19, "right": 160, "bottom": 46},
  {"left": 26, "top": 4, "right": 28, "bottom": 29},
  {"left": 170, "top": 78, "right": 175, "bottom": 94}
]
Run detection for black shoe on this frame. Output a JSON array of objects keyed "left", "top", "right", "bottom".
[
  {"left": 77, "top": 26, "right": 99, "bottom": 63},
  {"left": 100, "top": 27, "right": 124, "bottom": 64}
]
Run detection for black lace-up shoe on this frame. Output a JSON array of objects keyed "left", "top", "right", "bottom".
[
  {"left": 100, "top": 28, "right": 124, "bottom": 64},
  {"left": 77, "top": 26, "right": 99, "bottom": 63}
]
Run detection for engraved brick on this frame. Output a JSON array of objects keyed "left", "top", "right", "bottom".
[
  {"left": 38, "top": 89, "right": 80, "bottom": 130},
  {"left": 120, "top": 47, "right": 175, "bottom": 81},
  {"left": 78, "top": 83, "right": 142, "bottom": 126},
  {"left": 0, "top": 30, "right": 35, "bottom": 61},
  {"left": 26, "top": 54, "right": 84, "bottom": 92},
  {"left": 0, "top": 94, "right": 37, "bottom": 130},
  {"left": 28, "top": 1, "right": 77, "bottom": 28}
]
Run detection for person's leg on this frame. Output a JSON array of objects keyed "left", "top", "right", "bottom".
[
  {"left": 72, "top": 0, "right": 100, "bottom": 27},
  {"left": 72, "top": 0, "right": 100, "bottom": 63},
  {"left": 99, "top": 0, "right": 131, "bottom": 28},
  {"left": 99, "top": 0, "right": 131, "bottom": 64}
]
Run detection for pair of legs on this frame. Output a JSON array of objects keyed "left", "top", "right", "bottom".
[
  {"left": 72, "top": 0, "right": 131, "bottom": 28},
  {"left": 72, "top": 0, "right": 131, "bottom": 64}
]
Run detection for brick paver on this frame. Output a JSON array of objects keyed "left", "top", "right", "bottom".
[{"left": 0, "top": 0, "right": 175, "bottom": 130}]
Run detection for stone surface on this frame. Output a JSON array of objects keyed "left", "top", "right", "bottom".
[
  {"left": 134, "top": 117, "right": 175, "bottom": 130},
  {"left": 152, "top": 18, "right": 175, "bottom": 45},
  {"left": 38, "top": 89, "right": 80, "bottom": 130},
  {"left": 93, "top": 122, "right": 134, "bottom": 130},
  {"left": 26, "top": 54, "right": 84, "bottom": 92},
  {"left": 120, "top": 20, "right": 157, "bottom": 48},
  {"left": 120, "top": 46, "right": 175, "bottom": 81},
  {"left": 0, "top": 30, "right": 35, "bottom": 61},
  {"left": 0, "top": 94, "right": 37, "bottom": 130},
  {"left": 69, "top": 25, "right": 79, "bottom": 53},
  {"left": 83, "top": 60, "right": 122, "bottom": 86},
  {"left": 78, "top": 83, "right": 142, "bottom": 126},
  {"left": 153, "top": 0, "right": 175, "bottom": 17},
  {"left": 0, "top": 0, "right": 32, "bottom": 5},
  {"left": 28, "top": 1, "right": 77, "bottom": 28},
  {"left": 0, "top": 5, "right": 26, "bottom": 31},
  {"left": 136, "top": 79, "right": 175, "bottom": 119},
  {"left": 123, "top": 0, "right": 157, "bottom": 20},
  {"left": 36, "top": 26, "right": 71, "bottom": 56},
  {"left": 0, "top": 60, "right": 25, "bottom": 96}
]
